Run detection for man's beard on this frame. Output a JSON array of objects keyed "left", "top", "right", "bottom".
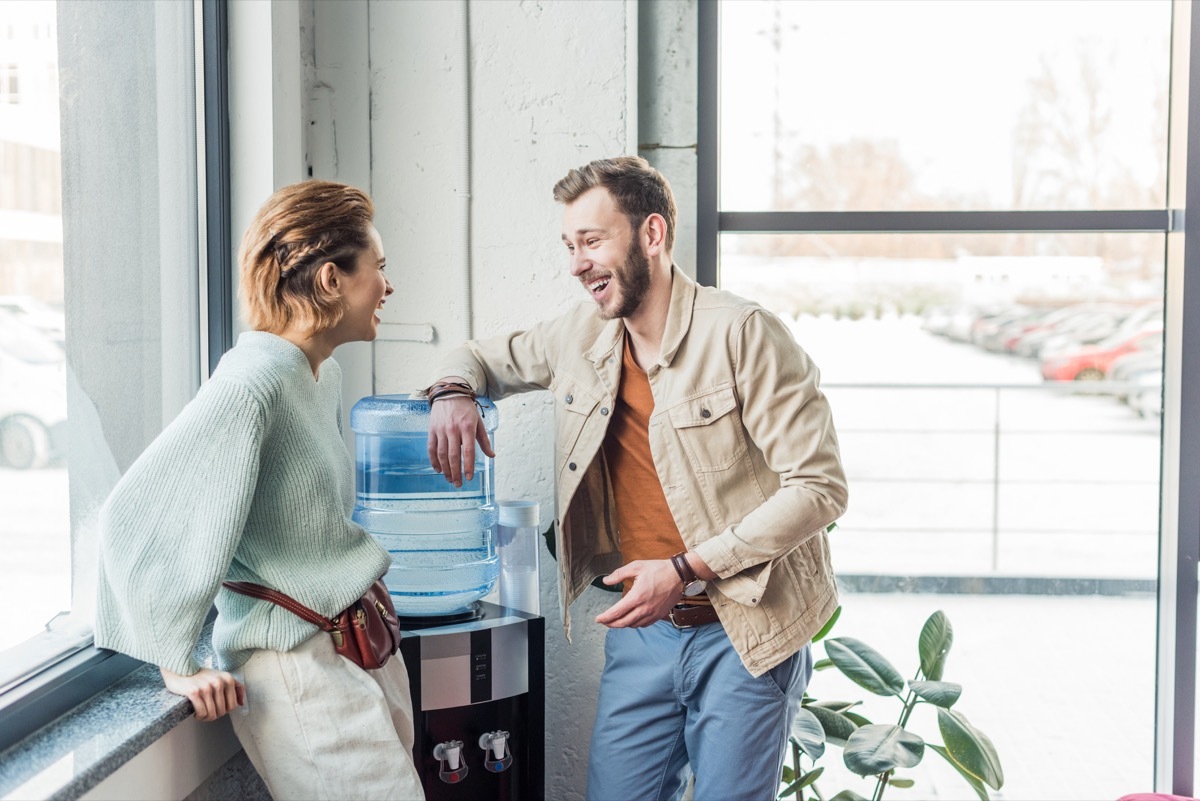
[{"left": 605, "top": 240, "right": 652, "bottom": 320}]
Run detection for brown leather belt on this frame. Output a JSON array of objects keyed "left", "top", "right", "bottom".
[{"left": 666, "top": 603, "right": 720, "bottom": 629}]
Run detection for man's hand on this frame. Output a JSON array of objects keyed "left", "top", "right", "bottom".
[
  {"left": 160, "top": 666, "right": 245, "bottom": 722},
  {"left": 594, "top": 559, "right": 682, "bottom": 628},
  {"left": 428, "top": 391, "right": 495, "bottom": 487}
]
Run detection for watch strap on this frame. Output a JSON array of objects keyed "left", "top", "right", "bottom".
[{"left": 670, "top": 552, "right": 698, "bottom": 586}]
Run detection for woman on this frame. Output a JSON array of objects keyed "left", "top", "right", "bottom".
[{"left": 95, "top": 180, "right": 425, "bottom": 800}]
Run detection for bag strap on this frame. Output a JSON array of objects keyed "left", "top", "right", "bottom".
[{"left": 222, "top": 581, "right": 337, "bottom": 632}]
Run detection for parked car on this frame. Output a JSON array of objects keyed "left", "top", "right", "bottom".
[
  {"left": 0, "top": 295, "right": 65, "bottom": 351},
  {"left": 1016, "top": 304, "right": 1136, "bottom": 359},
  {"left": 972, "top": 306, "right": 1040, "bottom": 352},
  {"left": 1126, "top": 369, "right": 1163, "bottom": 419},
  {"left": 1108, "top": 334, "right": 1164, "bottom": 401},
  {"left": 0, "top": 311, "right": 67, "bottom": 469},
  {"left": 1040, "top": 328, "right": 1164, "bottom": 382}
]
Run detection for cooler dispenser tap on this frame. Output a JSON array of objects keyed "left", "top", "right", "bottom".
[
  {"left": 479, "top": 730, "right": 513, "bottom": 773},
  {"left": 433, "top": 740, "right": 468, "bottom": 784}
]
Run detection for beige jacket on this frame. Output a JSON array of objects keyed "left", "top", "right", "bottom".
[{"left": 434, "top": 266, "right": 848, "bottom": 676}]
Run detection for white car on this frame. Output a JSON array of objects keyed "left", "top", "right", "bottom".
[{"left": 0, "top": 311, "right": 66, "bottom": 469}]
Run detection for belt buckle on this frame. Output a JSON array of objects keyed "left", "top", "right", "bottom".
[{"left": 667, "top": 606, "right": 694, "bottom": 630}]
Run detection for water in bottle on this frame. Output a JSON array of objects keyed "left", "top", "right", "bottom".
[{"left": 351, "top": 394, "right": 500, "bottom": 618}]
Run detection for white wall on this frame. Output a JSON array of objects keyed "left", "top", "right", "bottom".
[
  {"left": 300, "top": 1, "right": 698, "bottom": 797},
  {"left": 364, "top": 2, "right": 634, "bottom": 796}
]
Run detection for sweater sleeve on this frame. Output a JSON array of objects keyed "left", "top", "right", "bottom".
[{"left": 94, "top": 378, "right": 266, "bottom": 675}]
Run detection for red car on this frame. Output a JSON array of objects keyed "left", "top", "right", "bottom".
[{"left": 1040, "top": 328, "right": 1164, "bottom": 382}]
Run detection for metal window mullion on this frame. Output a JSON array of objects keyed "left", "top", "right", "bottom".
[
  {"left": 697, "top": 0, "right": 719, "bottom": 287},
  {"left": 202, "top": 0, "right": 233, "bottom": 376},
  {"left": 1161, "top": 1, "right": 1200, "bottom": 793},
  {"left": 719, "top": 209, "right": 1180, "bottom": 234}
]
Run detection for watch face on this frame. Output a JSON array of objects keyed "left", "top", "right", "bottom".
[{"left": 683, "top": 579, "right": 707, "bottom": 597}]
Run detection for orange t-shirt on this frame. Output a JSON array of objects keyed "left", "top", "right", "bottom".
[{"left": 602, "top": 336, "right": 707, "bottom": 604}]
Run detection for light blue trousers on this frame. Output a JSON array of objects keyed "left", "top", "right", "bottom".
[{"left": 586, "top": 621, "right": 812, "bottom": 801}]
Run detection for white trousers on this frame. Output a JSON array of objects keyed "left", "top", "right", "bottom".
[{"left": 230, "top": 633, "right": 425, "bottom": 801}]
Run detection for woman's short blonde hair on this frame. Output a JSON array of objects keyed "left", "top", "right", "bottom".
[{"left": 239, "top": 180, "right": 375, "bottom": 334}]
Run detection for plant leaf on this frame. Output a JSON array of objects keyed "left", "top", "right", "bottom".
[
  {"left": 807, "top": 704, "right": 859, "bottom": 747},
  {"left": 937, "top": 708, "right": 1004, "bottom": 790},
  {"left": 777, "top": 767, "right": 825, "bottom": 799},
  {"left": 791, "top": 708, "right": 827, "bottom": 761},
  {"left": 843, "top": 724, "right": 924, "bottom": 776},
  {"left": 807, "top": 699, "right": 862, "bottom": 714},
  {"left": 919, "top": 611, "right": 954, "bottom": 681},
  {"left": 888, "top": 778, "right": 915, "bottom": 788},
  {"left": 929, "top": 744, "right": 990, "bottom": 801},
  {"left": 814, "top": 658, "right": 836, "bottom": 671},
  {"left": 844, "top": 711, "right": 874, "bottom": 727},
  {"left": 910, "top": 680, "right": 962, "bottom": 708},
  {"left": 829, "top": 792, "right": 869, "bottom": 801},
  {"left": 797, "top": 767, "right": 824, "bottom": 790},
  {"left": 825, "top": 637, "right": 907, "bottom": 697},
  {"left": 781, "top": 765, "right": 795, "bottom": 785},
  {"left": 813, "top": 605, "right": 842, "bottom": 642}
]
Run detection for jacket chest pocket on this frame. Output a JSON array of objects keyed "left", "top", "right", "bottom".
[
  {"left": 554, "top": 381, "right": 600, "bottom": 456},
  {"left": 668, "top": 385, "right": 748, "bottom": 472}
]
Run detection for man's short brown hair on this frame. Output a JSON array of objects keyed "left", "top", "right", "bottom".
[
  {"left": 239, "top": 180, "right": 375, "bottom": 334},
  {"left": 553, "top": 156, "right": 676, "bottom": 252}
]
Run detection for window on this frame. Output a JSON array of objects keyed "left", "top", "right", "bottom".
[
  {"left": 0, "top": 65, "right": 18, "bottom": 104},
  {"left": 0, "top": 0, "right": 229, "bottom": 750},
  {"left": 703, "top": 0, "right": 1193, "bottom": 796}
]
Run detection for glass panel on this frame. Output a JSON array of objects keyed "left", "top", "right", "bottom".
[
  {"left": 0, "top": 0, "right": 200, "bottom": 682},
  {"left": 719, "top": 0, "right": 1171, "bottom": 212},
  {"left": 723, "top": 234, "right": 1161, "bottom": 799}
]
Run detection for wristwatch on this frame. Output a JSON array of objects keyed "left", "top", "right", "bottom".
[{"left": 670, "top": 552, "right": 707, "bottom": 597}]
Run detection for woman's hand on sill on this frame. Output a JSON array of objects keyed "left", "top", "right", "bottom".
[{"left": 159, "top": 666, "right": 245, "bottom": 722}]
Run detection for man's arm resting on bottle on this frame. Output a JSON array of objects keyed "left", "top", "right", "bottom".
[{"left": 426, "top": 375, "right": 494, "bottom": 487}]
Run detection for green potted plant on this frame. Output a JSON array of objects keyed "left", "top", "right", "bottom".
[{"left": 780, "top": 608, "right": 1004, "bottom": 801}]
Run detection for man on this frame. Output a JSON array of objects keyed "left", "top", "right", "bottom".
[{"left": 426, "top": 156, "right": 847, "bottom": 800}]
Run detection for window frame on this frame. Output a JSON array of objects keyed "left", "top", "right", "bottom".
[
  {"left": 0, "top": 0, "right": 232, "bottom": 754},
  {"left": 697, "top": 0, "right": 1197, "bottom": 793}
]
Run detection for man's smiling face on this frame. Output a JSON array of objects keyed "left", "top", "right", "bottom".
[{"left": 562, "top": 186, "right": 651, "bottom": 321}]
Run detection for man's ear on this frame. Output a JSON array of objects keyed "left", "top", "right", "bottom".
[
  {"left": 643, "top": 213, "right": 668, "bottom": 256},
  {"left": 315, "top": 262, "right": 341, "bottom": 297}
]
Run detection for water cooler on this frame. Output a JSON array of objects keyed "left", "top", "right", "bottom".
[{"left": 351, "top": 396, "right": 545, "bottom": 801}]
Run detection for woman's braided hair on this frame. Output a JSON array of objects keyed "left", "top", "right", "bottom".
[{"left": 239, "top": 180, "right": 375, "bottom": 334}]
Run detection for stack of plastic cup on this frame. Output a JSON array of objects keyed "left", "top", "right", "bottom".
[{"left": 496, "top": 500, "right": 540, "bottom": 616}]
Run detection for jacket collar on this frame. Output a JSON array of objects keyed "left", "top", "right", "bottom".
[
  {"left": 584, "top": 263, "right": 697, "bottom": 367},
  {"left": 658, "top": 264, "right": 697, "bottom": 368}
]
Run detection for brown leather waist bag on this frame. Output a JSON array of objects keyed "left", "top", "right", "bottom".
[{"left": 222, "top": 579, "right": 401, "bottom": 670}]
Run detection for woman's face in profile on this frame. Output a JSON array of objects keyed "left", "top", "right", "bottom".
[{"left": 331, "top": 225, "right": 393, "bottom": 344}]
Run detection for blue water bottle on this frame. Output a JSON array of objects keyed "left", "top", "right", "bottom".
[{"left": 351, "top": 395, "right": 500, "bottom": 620}]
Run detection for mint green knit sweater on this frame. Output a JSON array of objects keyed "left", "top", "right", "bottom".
[{"left": 95, "top": 332, "right": 390, "bottom": 675}]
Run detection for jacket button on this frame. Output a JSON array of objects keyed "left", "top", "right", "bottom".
[
  {"left": 565, "top": 394, "right": 574, "bottom": 404},
  {"left": 701, "top": 408, "right": 711, "bottom": 419},
  {"left": 568, "top": 462, "right": 577, "bottom": 471},
  {"left": 750, "top": 597, "right": 758, "bottom": 604},
  {"left": 600, "top": 407, "right": 609, "bottom": 416}
]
